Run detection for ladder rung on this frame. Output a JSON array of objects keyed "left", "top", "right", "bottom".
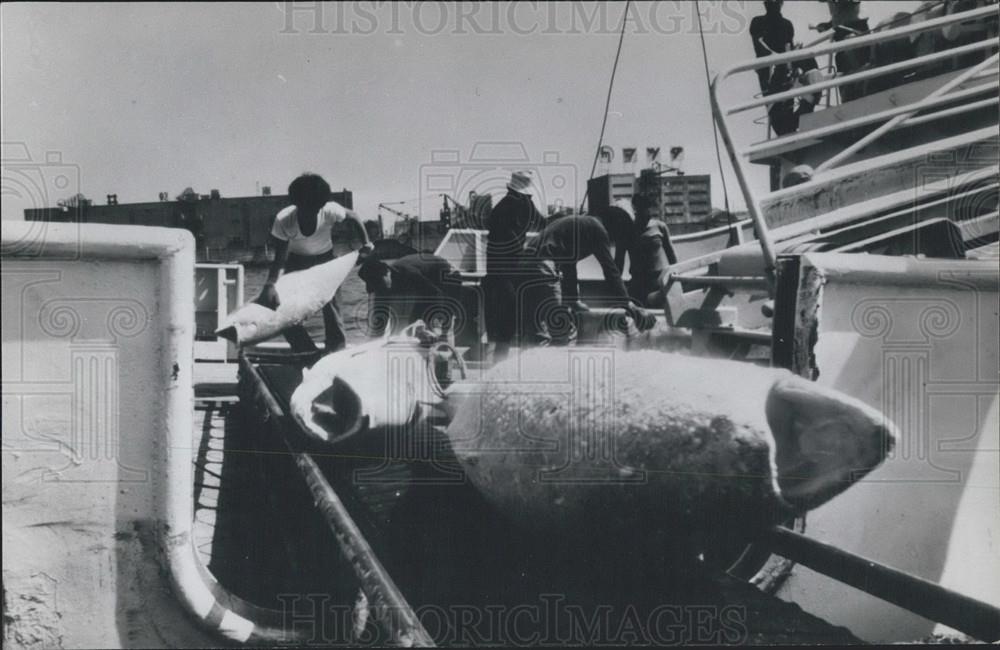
[
  {"left": 704, "top": 327, "right": 772, "bottom": 343},
  {"left": 675, "top": 274, "right": 770, "bottom": 289}
]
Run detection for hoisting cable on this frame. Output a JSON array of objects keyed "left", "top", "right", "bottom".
[
  {"left": 694, "top": 0, "right": 734, "bottom": 234},
  {"left": 579, "top": 0, "right": 631, "bottom": 214}
]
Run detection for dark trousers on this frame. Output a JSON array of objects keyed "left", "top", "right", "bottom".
[
  {"left": 484, "top": 273, "right": 518, "bottom": 347},
  {"left": 516, "top": 259, "right": 577, "bottom": 347},
  {"left": 833, "top": 20, "right": 872, "bottom": 102},
  {"left": 283, "top": 251, "right": 346, "bottom": 354}
]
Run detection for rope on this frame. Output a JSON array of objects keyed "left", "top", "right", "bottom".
[
  {"left": 694, "top": 0, "right": 733, "bottom": 228},
  {"left": 579, "top": 0, "right": 631, "bottom": 214}
]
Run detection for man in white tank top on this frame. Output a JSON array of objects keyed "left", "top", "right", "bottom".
[{"left": 255, "top": 172, "right": 373, "bottom": 353}]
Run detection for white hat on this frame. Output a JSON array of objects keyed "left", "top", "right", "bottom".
[{"left": 507, "top": 170, "right": 536, "bottom": 195}]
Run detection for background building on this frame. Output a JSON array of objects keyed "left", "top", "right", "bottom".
[
  {"left": 587, "top": 170, "right": 714, "bottom": 235},
  {"left": 586, "top": 173, "right": 637, "bottom": 212},
  {"left": 638, "top": 171, "right": 712, "bottom": 234},
  {"left": 25, "top": 189, "right": 355, "bottom": 263}
]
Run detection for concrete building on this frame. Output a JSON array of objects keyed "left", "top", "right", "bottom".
[
  {"left": 24, "top": 189, "right": 353, "bottom": 263},
  {"left": 587, "top": 171, "right": 713, "bottom": 235},
  {"left": 638, "top": 171, "right": 712, "bottom": 235},
  {"left": 586, "top": 173, "right": 637, "bottom": 212}
]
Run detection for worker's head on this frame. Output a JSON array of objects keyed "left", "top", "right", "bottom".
[
  {"left": 506, "top": 170, "right": 536, "bottom": 195},
  {"left": 358, "top": 258, "right": 392, "bottom": 293},
  {"left": 764, "top": 0, "right": 783, "bottom": 14},
  {"left": 288, "top": 173, "right": 331, "bottom": 217},
  {"left": 782, "top": 164, "right": 815, "bottom": 188},
  {"left": 630, "top": 193, "right": 654, "bottom": 227}
]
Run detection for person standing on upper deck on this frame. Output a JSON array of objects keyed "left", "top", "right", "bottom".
[
  {"left": 749, "top": 1, "right": 796, "bottom": 94},
  {"left": 255, "top": 172, "right": 373, "bottom": 354},
  {"left": 484, "top": 171, "right": 545, "bottom": 358},
  {"left": 815, "top": 0, "right": 871, "bottom": 100}
]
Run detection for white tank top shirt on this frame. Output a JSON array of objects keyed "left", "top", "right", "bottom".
[{"left": 270, "top": 201, "right": 347, "bottom": 256}]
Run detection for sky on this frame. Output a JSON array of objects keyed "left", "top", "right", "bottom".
[{"left": 2, "top": 1, "right": 920, "bottom": 228}]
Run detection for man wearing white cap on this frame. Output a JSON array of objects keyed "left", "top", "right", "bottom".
[{"left": 484, "top": 170, "right": 546, "bottom": 358}]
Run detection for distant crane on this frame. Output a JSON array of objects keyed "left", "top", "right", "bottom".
[
  {"left": 377, "top": 201, "right": 413, "bottom": 236},
  {"left": 439, "top": 193, "right": 468, "bottom": 229}
]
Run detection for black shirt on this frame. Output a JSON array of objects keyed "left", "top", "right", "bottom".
[
  {"left": 384, "top": 254, "right": 462, "bottom": 300},
  {"left": 750, "top": 13, "right": 794, "bottom": 58},
  {"left": 526, "top": 214, "right": 630, "bottom": 306},
  {"left": 486, "top": 190, "right": 544, "bottom": 274}
]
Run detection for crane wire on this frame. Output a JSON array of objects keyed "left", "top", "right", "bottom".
[
  {"left": 694, "top": 0, "right": 733, "bottom": 227},
  {"left": 579, "top": 0, "right": 631, "bottom": 214}
]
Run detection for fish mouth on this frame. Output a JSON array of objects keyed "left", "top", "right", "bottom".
[
  {"left": 308, "top": 377, "right": 368, "bottom": 443},
  {"left": 215, "top": 325, "right": 237, "bottom": 343},
  {"left": 766, "top": 376, "right": 897, "bottom": 512}
]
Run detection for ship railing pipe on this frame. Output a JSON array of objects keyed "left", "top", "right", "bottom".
[
  {"left": 715, "top": 3, "right": 999, "bottom": 94},
  {"left": 728, "top": 36, "right": 998, "bottom": 114},
  {"left": 710, "top": 74, "right": 779, "bottom": 293},
  {"left": 900, "top": 95, "right": 999, "bottom": 128},
  {"left": 293, "top": 451, "right": 436, "bottom": 647},
  {"left": 708, "top": 2, "right": 998, "bottom": 292},
  {"left": 744, "top": 81, "right": 999, "bottom": 157},
  {"left": 241, "top": 358, "right": 435, "bottom": 647},
  {"left": 764, "top": 527, "right": 1000, "bottom": 642},
  {"left": 816, "top": 51, "right": 1000, "bottom": 172}
]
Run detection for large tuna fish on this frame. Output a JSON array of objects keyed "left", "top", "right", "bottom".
[
  {"left": 216, "top": 251, "right": 358, "bottom": 346},
  {"left": 289, "top": 335, "right": 440, "bottom": 444},
  {"left": 443, "top": 348, "right": 896, "bottom": 551}
]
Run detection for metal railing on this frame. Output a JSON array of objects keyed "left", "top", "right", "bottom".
[
  {"left": 710, "top": 2, "right": 1000, "bottom": 286},
  {"left": 764, "top": 526, "right": 1000, "bottom": 642},
  {"left": 194, "top": 263, "right": 245, "bottom": 361}
]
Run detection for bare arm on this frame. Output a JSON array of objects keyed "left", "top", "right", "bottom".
[
  {"left": 593, "top": 224, "right": 656, "bottom": 329},
  {"left": 591, "top": 231, "right": 630, "bottom": 307},
  {"left": 265, "top": 236, "right": 290, "bottom": 284},
  {"left": 344, "top": 209, "right": 373, "bottom": 249},
  {"left": 255, "top": 236, "right": 289, "bottom": 308},
  {"left": 613, "top": 240, "right": 628, "bottom": 273}
]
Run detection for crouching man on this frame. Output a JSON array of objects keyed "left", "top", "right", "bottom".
[
  {"left": 358, "top": 253, "right": 465, "bottom": 342},
  {"left": 517, "top": 213, "right": 657, "bottom": 346}
]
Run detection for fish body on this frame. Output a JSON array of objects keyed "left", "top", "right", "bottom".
[
  {"left": 444, "top": 348, "right": 896, "bottom": 546},
  {"left": 216, "top": 251, "right": 358, "bottom": 346}
]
